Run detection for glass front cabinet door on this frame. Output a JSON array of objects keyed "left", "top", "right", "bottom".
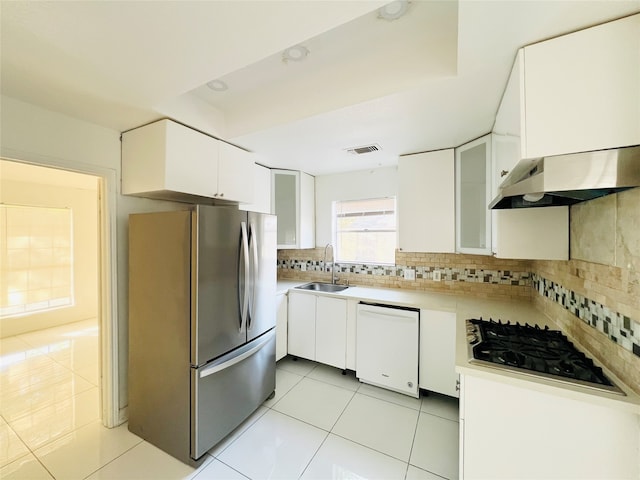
[{"left": 455, "top": 134, "right": 492, "bottom": 255}]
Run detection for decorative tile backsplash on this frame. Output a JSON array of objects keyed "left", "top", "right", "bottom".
[
  {"left": 533, "top": 273, "right": 640, "bottom": 357},
  {"left": 277, "top": 258, "right": 531, "bottom": 286}
]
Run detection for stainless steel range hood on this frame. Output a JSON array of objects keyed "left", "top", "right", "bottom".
[{"left": 489, "top": 145, "right": 640, "bottom": 209}]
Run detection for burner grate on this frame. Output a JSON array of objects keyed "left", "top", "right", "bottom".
[{"left": 467, "top": 318, "right": 622, "bottom": 393}]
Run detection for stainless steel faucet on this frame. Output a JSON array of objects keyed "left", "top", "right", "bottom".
[{"left": 323, "top": 243, "right": 338, "bottom": 284}]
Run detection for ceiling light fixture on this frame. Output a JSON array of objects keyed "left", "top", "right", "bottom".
[
  {"left": 206, "top": 79, "right": 228, "bottom": 92},
  {"left": 282, "top": 45, "right": 310, "bottom": 64},
  {"left": 377, "top": 0, "right": 410, "bottom": 21}
]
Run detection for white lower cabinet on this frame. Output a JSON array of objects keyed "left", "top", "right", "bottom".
[
  {"left": 287, "top": 292, "right": 316, "bottom": 360},
  {"left": 315, "top": 296, "right": 347, "bottom": 369},
  {"left": 275, "top": 293, "right": 288, "bottom": 361},
  {"left": 460, "top": 374, "right": 639, "bottom": 479},
  {"left": 287, "top": 291, "right": 347, "bottom": 369},
  {"left": 345, "top": 299, "right": 358, "bottom": 371},
  {"left": 419, "top": 310, "right": 459, "bottom": 398}
]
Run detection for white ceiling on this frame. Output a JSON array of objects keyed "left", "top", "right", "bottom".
[{"left": 2, "top": 1, "right": 639, "bottom": 176}]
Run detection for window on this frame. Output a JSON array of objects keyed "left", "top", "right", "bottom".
[
  {"left": 0, "top": 204, "right": 74, "bottom": 318},
  {"left": 334, "top": 197, "right": 396, "bottom": 264}
]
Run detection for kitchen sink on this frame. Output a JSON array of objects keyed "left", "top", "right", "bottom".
[{"left": 295, "top": 282, "right": 349, "bottom": 293}]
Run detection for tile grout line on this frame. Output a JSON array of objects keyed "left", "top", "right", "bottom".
[
  {"left": 406, "top": 411, "right": 454, "bottom": 480},
  {"left": 327, "top": 389, "right": 358, "bottom": 432},
  {"left": 230, "top": 359, "right": 459, "bottom": 478},
  {"left": 0, "top": 414, "right": 57, "bottom": 479},
  {"left": 79, "top": 434, "right": 145, "bottom": 480},
  {"left": 329, "top": 430, "right": 413, "bottom": 466},
  {"left": 326, "top": 384, "right": 417, "bottom": 475},
  {"left": 404, "top": 410, "right": 422, "bottom": 480},
  {"left": 272, "top": 363, "right": 416, "bottom": 468},
  {"left": 356, "top": 390, "right": 422, "bottom": 412},
  {"left": 296, "top": 430, "right": 332, "bottom": 480},
  {"left": 0, "top": 320, "right": 101, "bottom": 479},
  {"left": 199, "top": 457, "right": 250, "bottom": 480},
  {"left": 208, "top": 406, "right": 269, "bottom": 459},
  {"left": 1, "top": 382, "right": 99, "bottom": 432}
]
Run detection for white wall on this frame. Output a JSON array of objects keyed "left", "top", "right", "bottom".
[
  {"left": 314, "top": 166, "right": 398, "bottom": 246},
  {"left": 0, "top": 165, "right": 99, "bottom": 336},
  {"left": 0, "top": 95, "right": 184, "bottom": 416}
]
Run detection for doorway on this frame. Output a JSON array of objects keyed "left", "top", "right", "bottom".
[{"left": 0, "top": 157, "right": 118, "bottom": 428}]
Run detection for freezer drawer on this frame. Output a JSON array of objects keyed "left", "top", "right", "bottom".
[
  {"left": 191, "top": 329, "right": 276, "bottom": 460},
  {"left": 356, "top": 303, "right": 419, "bottom": 398}
]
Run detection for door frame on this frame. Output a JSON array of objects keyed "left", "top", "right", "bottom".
[{"left": 1, "top": 147, "right": 120, "bottom": 428}]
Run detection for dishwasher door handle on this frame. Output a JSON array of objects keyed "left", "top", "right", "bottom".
[
  {"left": 359, "top": 310, "right": 417, "bottom": 323},
  {"left": 357, "top": 304, "right": 419, "bottom": 321}
]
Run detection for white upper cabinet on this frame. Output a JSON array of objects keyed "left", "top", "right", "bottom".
[
  {"left": 493, "top": 206, "right": 568, "bottom": 260},
  {"left": 493, "top": 50, "right": 525, "bottom": 185},
  {"left": 490, "top": 130, "right": 569, "bottom": 260},
  {"left": 456, "top": 135, "right": 492, "bottom": 255},
  {"left": 122, "top": 119, "right": 218, "bottom": 199},
  {"left": 239, "top": 163, "right": 272, "bottom": 214},
  {"left": 490, "top": 132, "right": 569, "bottom": 260},
  {"left": 122, "top": 119, "right": 254, "bottom": 204},
  {"left": 521, "top": 13, "right": 640, "bottom": 159},
  {"left": 493, "top": 51, "right": 524, "bottom": 141},
  {"left": 271, "top": 169, "right": 315, "bottom": 249},
  {"left": 217, "top": 141, "right": 254, "bottom": 203},
  {"left": 398, "top": 149, "right": 455, "bottom": 253}
]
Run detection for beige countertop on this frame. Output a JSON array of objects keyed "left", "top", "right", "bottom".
[
  {"left": 277, "top": 279, "right": 640, "bottom": 414},
  {"left": 279, "top": 280, "right": 458, "bottom": 311}
]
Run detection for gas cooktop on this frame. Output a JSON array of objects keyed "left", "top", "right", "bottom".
[{"left": 466, "top": 318, "right": 624, "bottom": 395}]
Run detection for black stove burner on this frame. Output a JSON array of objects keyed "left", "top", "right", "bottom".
[{"left": 468, "top": 318, "right": 616, "bottom": 389}]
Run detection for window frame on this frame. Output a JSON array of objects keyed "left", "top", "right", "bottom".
[
  {"left": 1, "top": 204, "right": 75, "bottom": 318},
  {"left": 332, "top": 196, "right": 397, "bottom": 265}
]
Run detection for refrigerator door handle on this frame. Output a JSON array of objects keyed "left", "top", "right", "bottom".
[
  {"left": 248, "top": 223, "right": 259, "bottom": 331},
  {"left": 198, "top": 331, "right": 273, "bottom": 378},
  {"left": 239, "top": 221, "right": 250, "bottom": 333}
]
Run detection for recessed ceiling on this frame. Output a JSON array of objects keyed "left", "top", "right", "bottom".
[
  {"left": 189, "top": 1, "right": 458, "bottom": 138},
  {"left": 1, "top": 1, "right": 638, "bottom": 177}
]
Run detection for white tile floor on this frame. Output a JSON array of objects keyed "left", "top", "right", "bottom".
[{"left": 1, "top": 320, "right": 460, "bottom": 479}]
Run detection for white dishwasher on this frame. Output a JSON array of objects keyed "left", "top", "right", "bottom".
[{"left": 356, "top": 302, "right": 420, "bottom": 398}]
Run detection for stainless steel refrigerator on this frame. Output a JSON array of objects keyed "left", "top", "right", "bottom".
[{"left": 128, "top": 206, "right": 276, "bottom": 465}]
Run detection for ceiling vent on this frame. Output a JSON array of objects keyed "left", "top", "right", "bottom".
[{"left": 345, "top": 144, "right": 381, "bottom": 155}]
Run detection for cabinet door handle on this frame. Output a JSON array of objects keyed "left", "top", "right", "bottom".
[
  {"left": 220, "top": 192, "right": 224, "bottom": 197},
  {"left": 500, "top": 169, "right": 509, "bottom": 177},
  {"left": 456, "top": 379, "right": 461, "bottom": 391}
]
